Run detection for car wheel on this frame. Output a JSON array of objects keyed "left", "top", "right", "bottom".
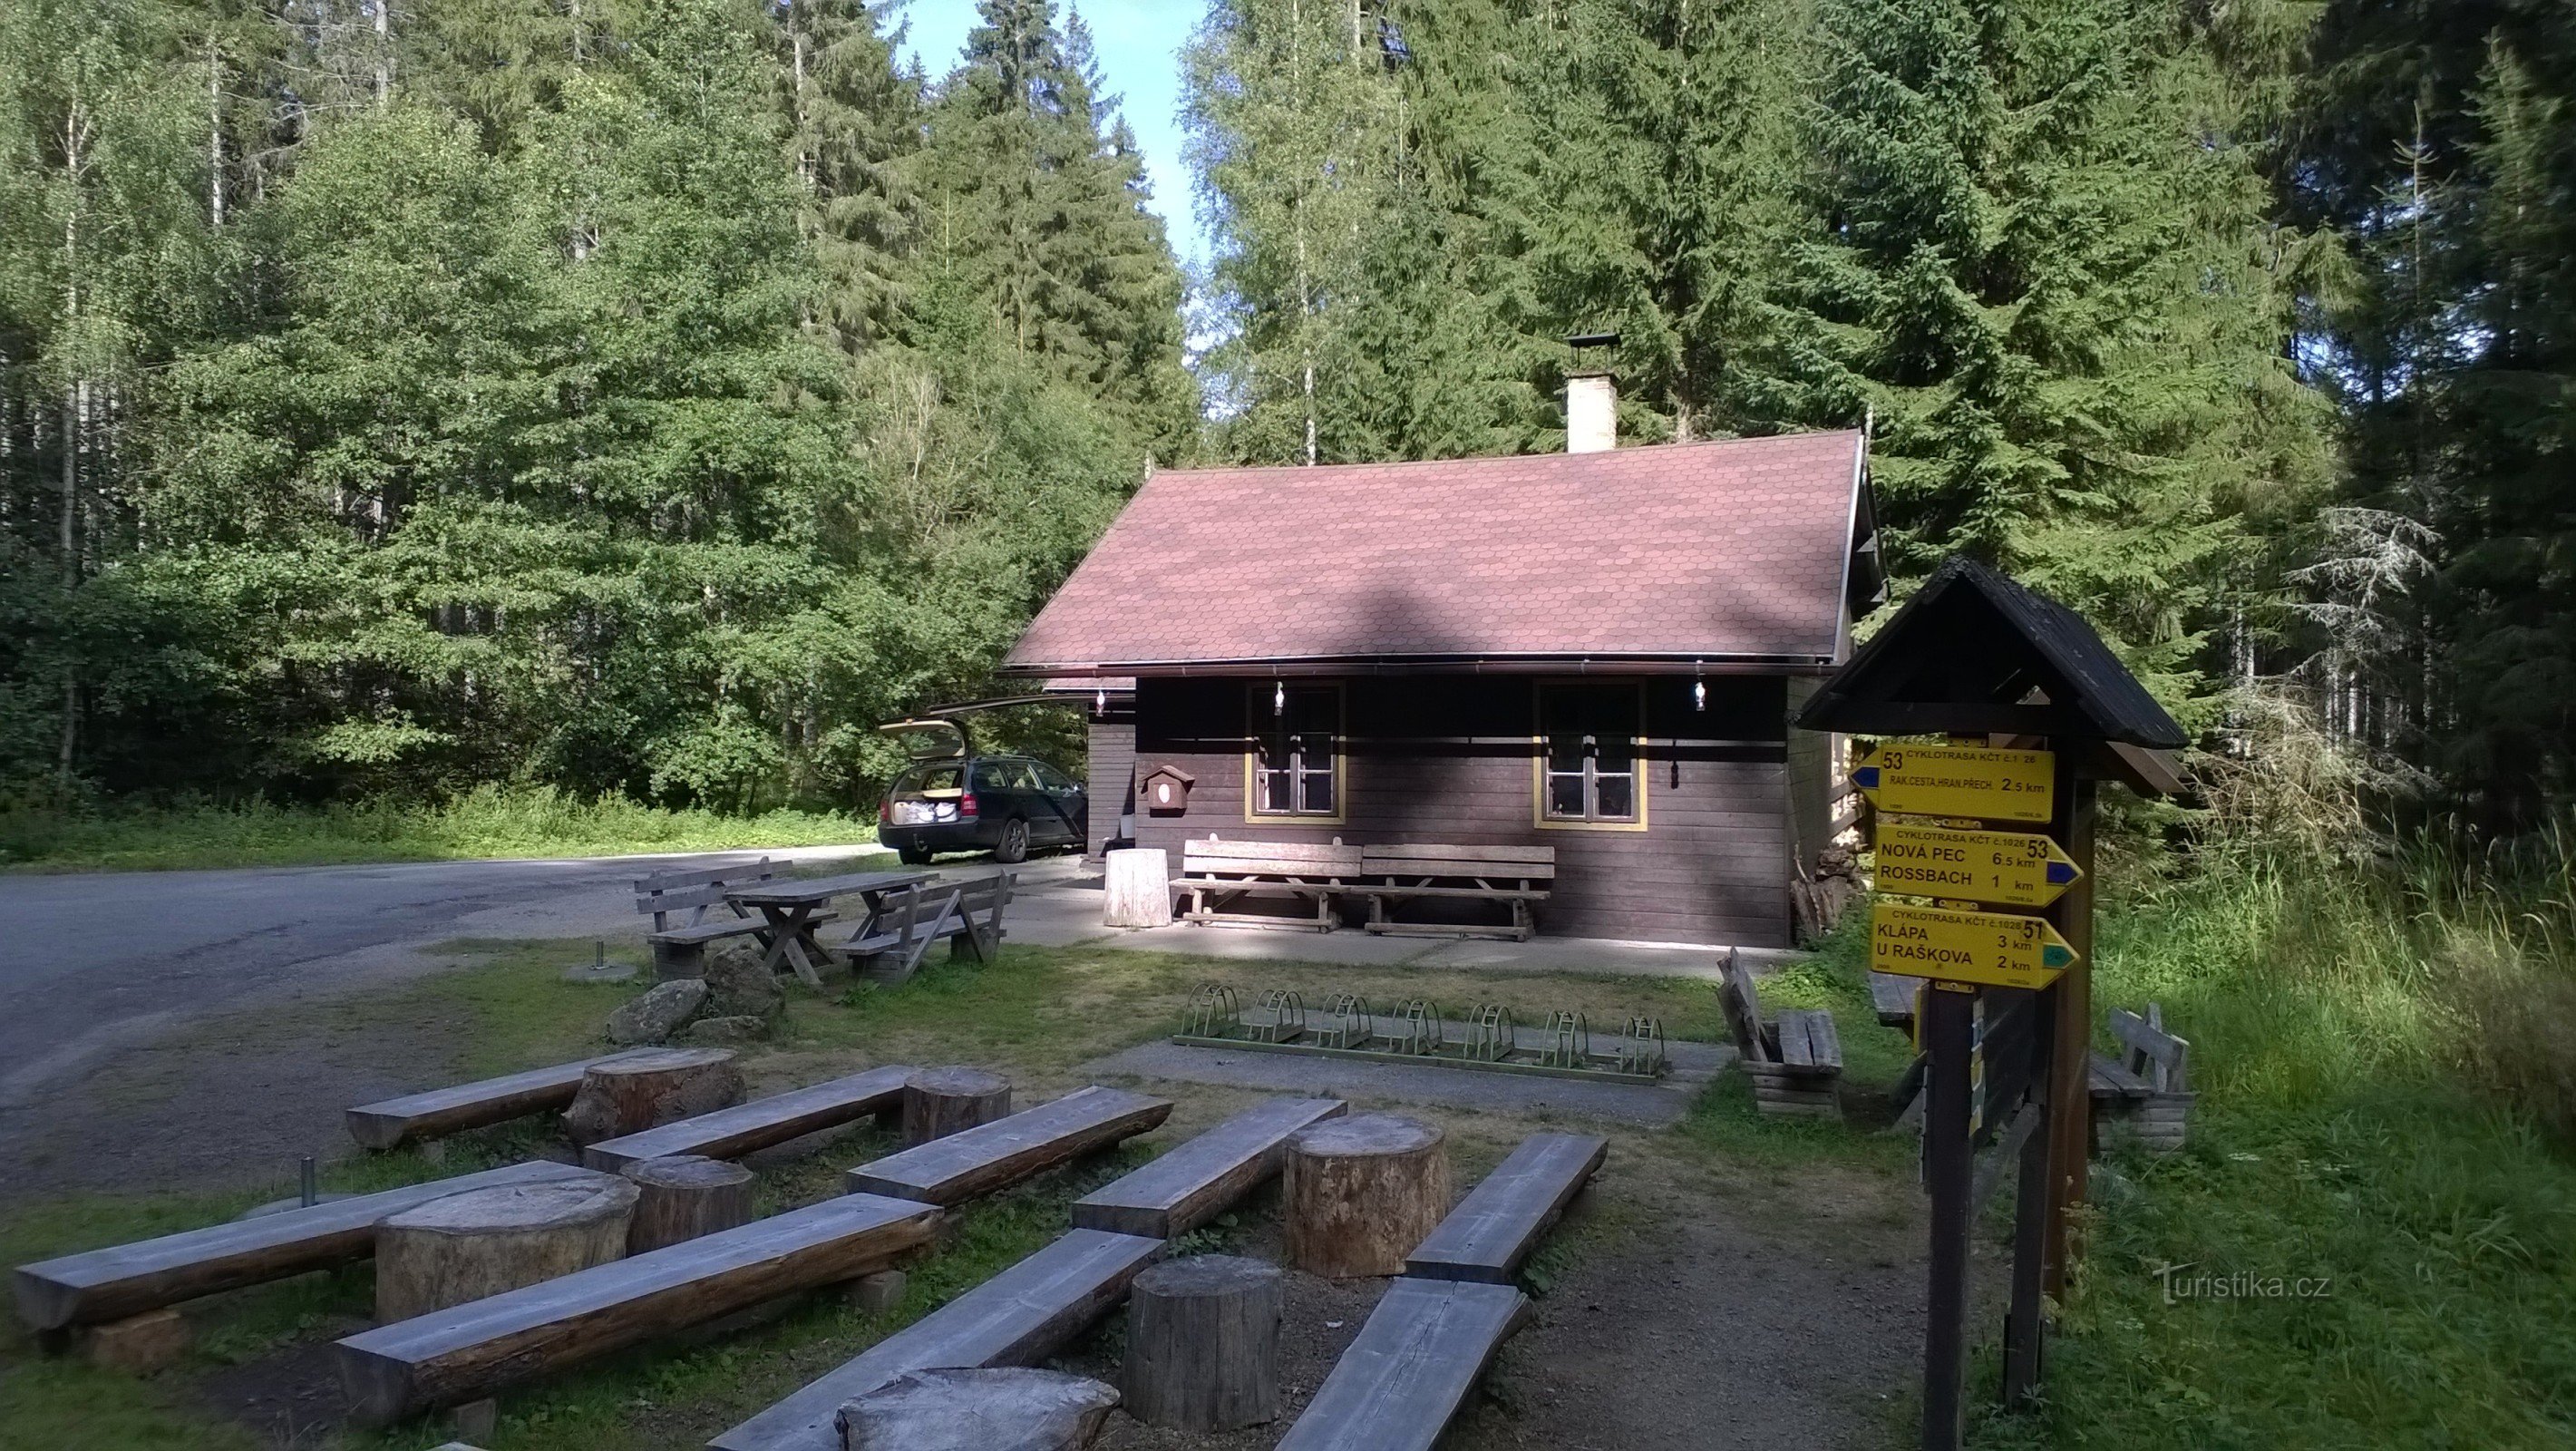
[
  {"left": 994, "top": 817, "right": 1030, "bottom": 864},
  {"left": 898, "top": 845, "right": 934, "bottom": 866}
]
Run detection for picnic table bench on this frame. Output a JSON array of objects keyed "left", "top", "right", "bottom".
[
  {"left": 2090, "top": 1003, "right": 2192, "bottom": 1154},
  {"left": 705, "top": 1228, "right": 1164, "bottom": 1451},
  {"left": 1071, "top": 1096, "right": 1346, "bottom": 1238},
  {"left": 1404, "top": 1132, "right": 1607, "bottom": 1285},
  {"left": 1173, "top": 838, "right": 1361, "bottom": 930},
  {"left": 579, "top": 1065, "right": 917, "bottom": 1171},
  {"left": 1719, "top": 949, "right": 1843, "bottom": 1118},
  {"left": 636, "top": 858, "right": 825, "bottom": 979},
  {"left": 838, "top": 871, "right": 1016, "bottom": 985},
  {"left": 724, "top": 869, "right": 933, "bottom": 988},
  {"left": 335, "top": 1192, "right": 941, "bottom": 1424},
  {"left": 345, "top": 1050, "right": 662, "bottom": 1150},
  {"left": 1351, "top": 844, "right": 1555, "bottom": 941},
  {"left": 1273, "top": 1277, "right": 1532, "bottom": 1451},
  {"left": 845, "top": 1086, "right": 1172, "bottom": 1205},
  {"left": 14, "top": 1160, "right": 613, "bottom": 1334}
]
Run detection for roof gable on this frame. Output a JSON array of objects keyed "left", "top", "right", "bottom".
[{"left": 1004, "top": 431, "right": 1871, "bottom": 674}]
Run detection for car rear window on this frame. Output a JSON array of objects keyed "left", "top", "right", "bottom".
[{"left": 892, "top": 764, "right": 965, "bottom": 797}]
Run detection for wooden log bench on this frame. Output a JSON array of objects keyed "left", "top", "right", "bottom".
[
  {"left": 13, "top": 1161, "right": 614, "bottom": 1334},
  {"left": 1404, "top": 1132, "right": 1606, "bottom": 1285},
  {"left": 1172, "top": 839, "right": 1361, "bottom": 930},
  {"left": 704, "top": 1227, "right": 1163, "bottom": 1451},
  {"left": 636, "top": 858, "right": 830, "bottom": 979},
  {"left": 1272, "top": 1277, "right": 1532, "bottom": 1451},
  {"left": 1719, "top": 949, "right": 1843, "bottom": 1119},
  {"left": 579, "top": 1065, "right": 917, "bottom": 1171},
  {"left": 346, "top": 1051, "right": 665, "bottom": 1150},
  {"left": 1071, "top": 1096, "right": 1346, "bottom": 1238},
  {"left": 2091, "top": 1003, "right": 2192, "bottom": 1154},
  {"left": 845, "top": 1086, "right": 1172, "bottom": 1205},
  {"left": 840, "top": 872, "right": 1015, "bottom": 985},
  {"left": 1350, "top": 844, "right": 1555, "bottom": 941},
  {"left": 335, "top": 1193, "right": 941, "bottom": 1425}
]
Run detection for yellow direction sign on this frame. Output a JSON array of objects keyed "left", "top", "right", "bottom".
[
  {"left": 1874, "top": 823, "right": 2083, "bottom": 908},
  {"left": 1852, "top": 744, "right": 2054, "bottom": 823},
  {"left": 1870, "top": 901, "right": 2077, "bottom": 990}
]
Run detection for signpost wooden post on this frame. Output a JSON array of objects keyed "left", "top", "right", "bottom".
[{"left": 1793, "top": 557, "right": 2187, "bottom": 1451}]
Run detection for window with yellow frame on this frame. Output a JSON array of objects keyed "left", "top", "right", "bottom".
[
  {"left": 1246, "top": 682, "right": 1344, "bottom": 822},
  {"left": 1534, "top": 681, "right": 1647, "bottom": 829}
]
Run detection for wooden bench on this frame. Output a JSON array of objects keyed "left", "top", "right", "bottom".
[
  {"left": 13, "top": 1160, "right": 613, "bottom": 1334},
  {"left": 335, "top": 1193, "right": 940, "bottom": 1424},
  {"left": 580, "top": 1066, "right": 917, "bottom": 1171},
  {"left": 346, "top": 1050, "right": 663, "bottom": 1150},
  {"left": 841, "top": 872, "right": 1015, "bottom": 985},
  {"left": 1072, "top": 1097, "right": 1346, "bottom": 1238},
  {"left": 1868, "top": 970, "right": 1920, "bottom": 1030},
  {"left": 637, "top": 858, "right": 829, "bottom": 978},
  {"left": 1405, "top": 1133, "right": 1606, "bottom": 1285},
  {"left": 1173, "top": 838, "right": 1362, "bottom": 930},
  {"left": 845, "top": 1086, "right": 1173, "bottom": 1205},
  {"left": 1718, "top": 949, "right": 1843, "bottom": 1118},
  {"left": 705, "top": 1228, "right": 1163, "bottom": 1451},
  {"left": 1351, "top": 844, "right": 1555, "bottom": 941},
  {"left": 2092, "top": 1003, "right": 2192, "bottom": 1154},
  {"left": 1273, "top": 1278, "right": 1532, "bottom": 1451}
]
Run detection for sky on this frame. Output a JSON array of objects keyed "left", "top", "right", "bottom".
[{"left": 893, "top": 1, "right": 1210, "bottom": 270}]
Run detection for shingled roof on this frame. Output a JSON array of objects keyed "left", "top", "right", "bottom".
[{"left": 1003, "top": 431, "right": 1875, "bottom": 677}]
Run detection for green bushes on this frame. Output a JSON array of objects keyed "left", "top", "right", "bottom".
[{"left": 0, "top": 787, "right": 877, "bottom": 872}]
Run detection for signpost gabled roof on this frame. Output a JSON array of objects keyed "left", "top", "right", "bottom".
[{"left": 1793, "top": 557, "right": 2189, "bottom": 750}]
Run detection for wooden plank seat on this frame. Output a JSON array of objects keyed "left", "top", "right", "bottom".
[
  {"left": 345, "top": 1050, "right": 664, "bottom": 1150},
  {"left": 580, "top": 1065, "right": 918, "bottom": 1172},
  {"left": 845, "top": 1086, "right": 1173, "bottom": 1205},
  {"left": 1173, "top": 838, "right": 1363, "bottom": 930},
  {"left": 636, "top": 858, "right": 825, "bottom": 976},
  {"left": 1353, "top": 844, "right": 1556, "bottom": 941},
  {"left": 13, "top": 1160, "right": 613, "bottom": 1334},
  {"left": 1718, "top": 949, "right": 1843, "bottom": 1119},
  {"left": 335, "top": 1192, "right": 941, "bottom": 1425},
  {"left": 1273, "top": 1278, "right": 1532, "bottom": 1451},
  {"left": 839, "top": 872, "right": 1015, "bottom": 985},
  {"left": 1071, "top": 1096, "right": 1346, "bottom": 1238},
  {"left": 1868, "top": 970, "right": 1920, "bottom": 1029},
  {"left": 2091, "top": 1003, "right": 2192, "bottom": 1154},
  {"left": 705, "top": 1228, "right": 1162, "bottom": 1451},
  {"left": 1404, "top": 1132, "right": 1607, "bottom": 1285}
]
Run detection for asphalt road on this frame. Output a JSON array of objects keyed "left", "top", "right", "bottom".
[{"left": 0, "top": 847, "right": 876, "bottom": 1107}]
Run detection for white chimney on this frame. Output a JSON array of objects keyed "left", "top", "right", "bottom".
[{"left": 1567, "top": 370, "right": 1617, "bottom": 453}]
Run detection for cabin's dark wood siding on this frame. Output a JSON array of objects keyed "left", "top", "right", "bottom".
[
  {"left": 1784, "top": 677, "right": 1836, "bottom": 870},
  {"left": 1131, "top": 675, "right": 1795, "bottom": 945},
  {"left": 1085, "top": 718, "right": 1137, "bottom": 856}
]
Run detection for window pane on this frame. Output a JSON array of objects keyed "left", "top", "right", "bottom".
[
  {"left": 1259, "top": 768, "right": 1292, "bottom": 813},
  {"left": 1546, "top": 773, "right": 1586, "bottom": 818},
  {"left": 1287, "top": 687, "right": 1337, "bottom": 735},
  {"left": 1595, "top": 730, "right": 1636, "bottom": 774},
  {"left": 1300, "top": 767, "right": 1335, "bottom": 815},
  {"left": 1596, "top": 773, "right": 1635, "bottom": 820},
  {"left": 1545, "top": 734, "right": 1584, "bottom": 772}
]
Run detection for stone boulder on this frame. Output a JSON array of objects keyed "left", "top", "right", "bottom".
[
  {"left": 675, "top": 1014, "right": 772, "bottom": 1047},
  {"left": 703, "top": 945, "right": 786, "bottom": 1021},
  {"left": 839, "top": 1368, "right": 1119, "bottom": 1451},
  {"left": 605, "top": 979, "right": 707, "bottom": 1046}
]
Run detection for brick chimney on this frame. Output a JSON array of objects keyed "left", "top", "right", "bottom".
[{"left": 1565, "top": 331, "right": 1619, "bottom": 453}]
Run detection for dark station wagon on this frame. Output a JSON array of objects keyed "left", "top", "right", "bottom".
[{"left": 875, "top": 718, "right": 1086, "bottom": 866}]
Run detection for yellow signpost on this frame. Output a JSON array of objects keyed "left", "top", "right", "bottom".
[
  {"left": 1869, "top": 901, "right": 2077, "bottom": 990},
  {"left": 1873, "top": 823, "right": 2083, "bottom": 908},
  {"left": 1852, "top": 744, "right": 2055, "bottom": 823}
]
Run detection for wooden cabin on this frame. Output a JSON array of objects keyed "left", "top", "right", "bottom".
[{"left": 1002, "top": 385, "right": 1882, "bottom": 947}]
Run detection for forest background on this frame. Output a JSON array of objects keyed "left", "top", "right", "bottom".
[{"left": 4, "top": 0, "right": 2566, "bottom": 835}]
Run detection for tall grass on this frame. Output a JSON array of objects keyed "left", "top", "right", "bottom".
[
  {"left": 1975, "top": 724, "right": 2576, "bottom": 1447},
  {"left": 0, "top": 786, "right": 878, "bottom": 872}
]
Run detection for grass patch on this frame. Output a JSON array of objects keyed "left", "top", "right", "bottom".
[
  {"left": 1968, "top": 848, "right": 2576, "bottom": 1449},
  {"left": 0, "top": 785, "right": 876, "bottom": 873}
]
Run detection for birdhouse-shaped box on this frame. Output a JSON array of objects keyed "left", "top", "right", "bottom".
[{"left": 1140, "top": 764, "right": 1195, "bottom": 816}]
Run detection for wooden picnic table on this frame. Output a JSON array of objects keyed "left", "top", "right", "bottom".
[{"left": 726, "top": 870, "right": 934, "bottom": 988}]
